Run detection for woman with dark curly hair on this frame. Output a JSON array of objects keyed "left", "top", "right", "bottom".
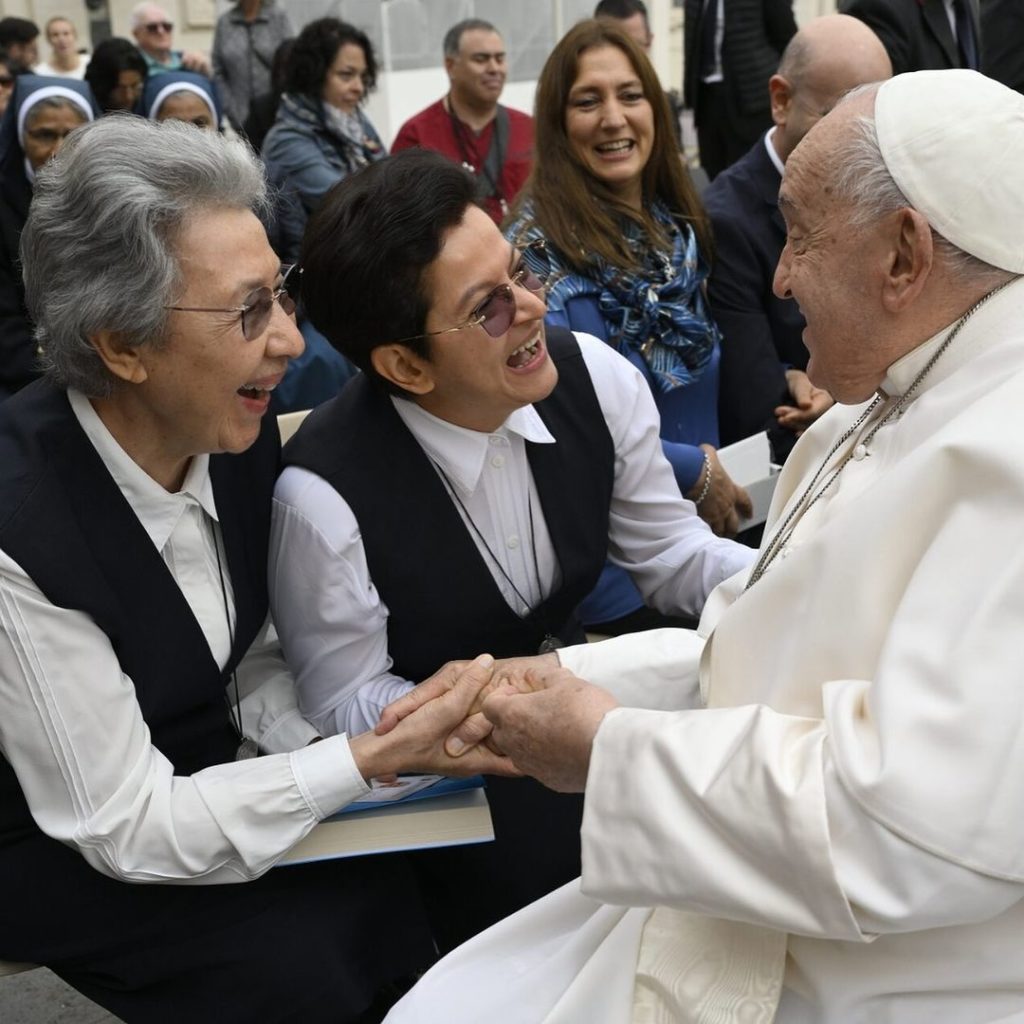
[
  {"left": 83, "top": 37, "right": 147, "bottom": 114},
  {"left": 262, "top": 17, "right": 385, "bottom": 263}
]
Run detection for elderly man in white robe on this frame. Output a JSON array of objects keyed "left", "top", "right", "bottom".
[{"left": 383, "top": 68, "right": 1024, "bottom": 1024}]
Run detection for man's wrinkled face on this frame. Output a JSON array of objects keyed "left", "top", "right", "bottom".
[
  {"left": 773, "top": 101, "right": 895, "bottom": 404},
  {"left": 133, "top": 5, "right": 174, "bottom": 60}
]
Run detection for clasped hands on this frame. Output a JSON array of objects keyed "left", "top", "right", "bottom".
[{"left": 363, "top": 653, "right": 619, "bottom": 793}]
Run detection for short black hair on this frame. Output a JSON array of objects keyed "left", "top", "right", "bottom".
[
  {"left": 0, "top": 17, "right": 39, "bottom": 47},
  {"left": 285, "top": 18, "right": 376, "bottom": 98},
  {"left": 85, "top": 38, "right": 148, "bottom": 113},
  {"left": 594, "top": 0, "right": 649, "bottom": 22},
  {"left": 301, "top": 149, "right": 478, "bottom": 395}
]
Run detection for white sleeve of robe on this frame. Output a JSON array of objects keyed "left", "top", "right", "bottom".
[{"left": 577, "top": 542, "right": 1024, "bottom": 941}]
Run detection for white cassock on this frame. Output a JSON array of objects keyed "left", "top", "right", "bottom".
[{"left": 387, "top": 277, "right": 1024, "bottom": 1024}]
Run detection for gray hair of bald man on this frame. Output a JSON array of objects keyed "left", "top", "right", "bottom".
[
  {"left": 443, "top": 18, "right": 499, "bottom": 58},
  {"left": 829, "top": 84, "right": 1015, "bottom": 290},
  {"left": 130, "top": 2, "right": 166, "bottom": 30},
  {"left": 21, "top": 115, "right": 268, "bottom": 397}
]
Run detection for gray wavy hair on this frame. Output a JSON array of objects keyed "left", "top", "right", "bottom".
[
  {"left": 21, "top": 115, "right": 268, "bottom": 397},
  {"left": 829, "top": 84, "right": 1014, "bottom": 290}
]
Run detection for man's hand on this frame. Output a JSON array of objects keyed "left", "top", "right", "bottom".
[
  {"left": 181, "top": 50, "right": 212, "bottom": 77},
  {"left": 444, "top": 653, "right": 563, "bottom": 756},
  {"left": 375, "top": 660, "right": 470, "bottom": 736},
  {"left": 376, "top": 652, "right": 560, "bottom": 756},
  {"left": 689, "top": 444, "right": 753, "bottom": 538},
  {"left": 350, "top": 655, "right": 520, "bottom": 781},
  {"left": 776, "top": 369, "right": 833, "bottom": 434},
  {"left": 481, "top": 669, "right": 619, "bottom": 792}
]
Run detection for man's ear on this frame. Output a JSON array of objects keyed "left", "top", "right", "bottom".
[
  {"left": 88, "top": 330, "right": 149, "bottom": 385},
  {"left": 881, "top": 207, "right": 933, "bottom": 314},
  {"left": 768, "top": 74, "right": 792, "bottom": 128},
  {"left": 370, "top": 344, "right": 436, "bottom": 397}
]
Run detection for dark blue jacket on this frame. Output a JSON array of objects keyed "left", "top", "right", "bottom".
[{"left": 704, "top": 133, "right": 806, "bottom": 451}]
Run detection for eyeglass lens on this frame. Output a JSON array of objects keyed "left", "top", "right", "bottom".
[
  {"left": 146, "top": 21, "right": 173, "bottom": 32},
  {"left": 473, "top": 257, "right": 546, "bottom": 339},
  {"left": 240, "top": 266, "right": 301, "bottom": 340}
]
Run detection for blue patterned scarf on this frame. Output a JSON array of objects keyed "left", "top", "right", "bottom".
[{"left": 509, "top": 200, "right": 718, "bottom": 393}]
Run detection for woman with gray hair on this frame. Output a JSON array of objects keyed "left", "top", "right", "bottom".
[{"left": 0, "top": 115, "right": 512, "bottom": 1022}]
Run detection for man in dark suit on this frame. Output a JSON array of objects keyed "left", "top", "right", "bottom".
[
  {"left": 705, "top": 14, "right": 892, "bottom": 458},
  {"left": 595, "top": 0, "right": 684, "bottom": 147},
  {"left": 982, "top": 0, "right": 1024, "bottom": 94},
  {"left": 683, "top": 0, "right": 797, "bottom": 179},
  {"left": 841, "top": 0, "right": 981, "bottom": 75}
]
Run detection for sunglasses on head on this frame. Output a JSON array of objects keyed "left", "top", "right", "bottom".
[
  {"left": 145, "top": 21, "right": 173, "bottom": 33},
  {"left": 165, "top": 264, "right": 302, "bottom": 341},
  {"left": 390, "top": 241, "right": 548, "bottom": 346}
]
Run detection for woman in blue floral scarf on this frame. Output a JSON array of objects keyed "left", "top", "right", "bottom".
[{"left": 506, "top": 18, "right": 751, "bottom": 635}]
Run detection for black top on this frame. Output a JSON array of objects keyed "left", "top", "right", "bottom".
[
  {"left": 283, "top": 326, "right": 616, "bottom": 681},
  {"left": 841, "top": 0, "right": 982, "bottom": 75},
  {"left": 683, "top": 0, "right": 797, "bottom": 120},
  {"left": 0, "top": 382, "right": 279, "bottom": 844},
  {"left": 704, "top": 134, "right": 807, "bottom": 456}
]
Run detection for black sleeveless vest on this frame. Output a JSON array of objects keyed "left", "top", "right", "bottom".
[
  {"left": 0, "top": 383, "right": 279, "bottom": 846},
  {"left": 283, "top": 327, "right": 615, "bottom": 682}
]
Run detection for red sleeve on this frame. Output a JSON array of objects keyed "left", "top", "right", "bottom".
[
  {"left": 501, "top": 109, "right": 535, "bottom": 205},
  {"left": 391, "top": 118, "right": 419, "bottom": 153}
]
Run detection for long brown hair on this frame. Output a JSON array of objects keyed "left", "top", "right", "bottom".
[{"left": 510, "top": 19, "right": 711, "bottom": 273}]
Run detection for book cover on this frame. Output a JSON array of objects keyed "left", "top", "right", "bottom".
[{"left": 278, "top": 777, "right": 493, "bottom": 866}]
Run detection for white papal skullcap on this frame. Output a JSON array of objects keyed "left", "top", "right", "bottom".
[{"left": 875, "top": 70, "right": 1024, "bottom": 274}]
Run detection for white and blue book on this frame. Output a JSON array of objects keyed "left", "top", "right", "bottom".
[{"left": 278, "top": 775, "right": 492, "bottom": 866}]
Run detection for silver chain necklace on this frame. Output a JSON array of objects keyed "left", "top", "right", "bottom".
[{"left": 746, "top": 284, "right": 1006, "bottom": 590}]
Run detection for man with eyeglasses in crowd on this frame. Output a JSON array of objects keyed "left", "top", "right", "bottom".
[
  {"left": 131, "top": 2, "right": 211, "bottom": 79},
  {"left": 268, "top": 148, "right": 754, "bottom": 953}
]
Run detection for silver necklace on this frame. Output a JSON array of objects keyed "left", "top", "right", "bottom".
[
  {"left": 429, "top": 457, "right": 564, "bottom": 655},
  {"left": 746, "top": 285, "right": 1005, "bottom": 590}
]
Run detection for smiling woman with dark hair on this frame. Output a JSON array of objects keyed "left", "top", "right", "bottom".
[
  {"left": 506, "top": 18, "right": 752, "bottom": 636},
  {"left": 0, "top": 114, "right": 514, "bottom": 1023}
]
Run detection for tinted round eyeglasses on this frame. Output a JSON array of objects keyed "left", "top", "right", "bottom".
[
  {"left": 165, "top": 264, "right": 302, "bottom": 341},
  {"left": 388, "top": 241, "right": 548, "bottom": 345}
]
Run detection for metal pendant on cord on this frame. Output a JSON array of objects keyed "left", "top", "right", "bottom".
[{"left": 430, "top": 457, "right": 563, "bottom": 655}]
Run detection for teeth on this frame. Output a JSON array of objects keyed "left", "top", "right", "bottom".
[
  {"left": 597, "top": 140, "right": 632, "bottom": 153},
  {"left": 240, "top": 383, "right": 276, "bottom": 393},
  {"left": 510, "top": 339, "right": 539, "bottom": 358}
]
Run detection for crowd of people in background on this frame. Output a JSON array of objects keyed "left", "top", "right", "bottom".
[
  {"left": 2, "top": 2, "right": 1024, "bottom": 1021},
  {"left": 1, "top": 0, "right": 1019, "bottom": 417}
]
